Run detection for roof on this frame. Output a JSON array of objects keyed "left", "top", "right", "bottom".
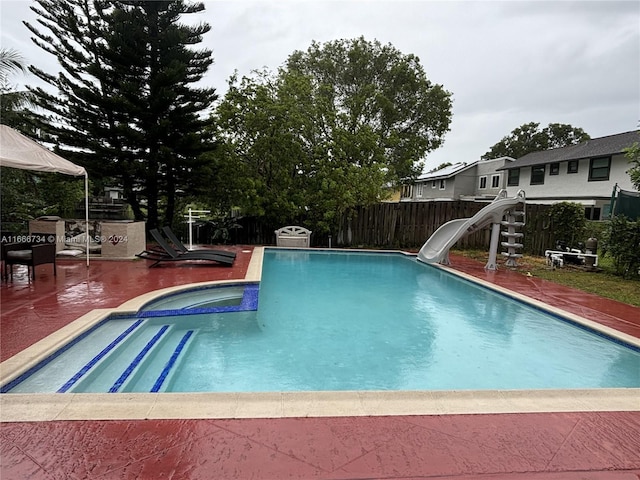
[
  {"left": 498, "top": 131, "right": 639, "bottom": 170},
  {"left": 418, "top": 161, "right": 478, "bottom": 181}
]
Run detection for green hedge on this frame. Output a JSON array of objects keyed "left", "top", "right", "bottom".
[{"left": 601, "top": 216, "right": 640, "bottom": 279}]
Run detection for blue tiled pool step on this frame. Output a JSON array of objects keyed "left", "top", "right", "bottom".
[
  {"left": 68, "top": 324, "right": 197, "bottom": 393},
  {"left": 2, "top": 284, "right": 260, "bottom": 394},
  {"left": 2, "top": 317, "right": 143, "bottom": 394},
  {"left": 108, "top": 325, "right": 170, "bottom": 393},
  {"left": 139, "top": 283, "right": 259, "bottom": 316},
  {"left": 2, "top": 311, "right": 246, "bottom": 394},
  {"left": 57, "top": 319, "right": 145, "bottom": 393},
  {"left": 68, "top": 323, "right": 168, "bottom": 392},
  {"left": 117, "top": 327, "right": 196, "bottom": 393},
  {"left": 151, "top": 330, "right": 194, "bottom": 393}
]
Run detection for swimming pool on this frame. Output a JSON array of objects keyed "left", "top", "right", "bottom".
[{"left": 2, "top": 249, "right": 639, "bottom": 394}]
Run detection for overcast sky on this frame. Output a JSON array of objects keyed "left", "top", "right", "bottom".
[{"left": 1, "top": 0, "right": 638, "bottom": 171}]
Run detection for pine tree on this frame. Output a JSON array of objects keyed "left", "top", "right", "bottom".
[{"left": 25, "top": 0, "right": 217, "bottom": 228}]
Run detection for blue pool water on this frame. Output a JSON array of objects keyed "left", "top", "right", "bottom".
[{"left": 3, "top": 250, "right": 639, "bottom": 393}]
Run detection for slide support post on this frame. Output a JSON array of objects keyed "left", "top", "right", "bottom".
[{"left": 485, "top": 222, "right": 501, "bottom": 270}]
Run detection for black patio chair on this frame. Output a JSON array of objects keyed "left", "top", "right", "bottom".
[{"left": 2, "top": 242, "right": 56, "bottom": 281}]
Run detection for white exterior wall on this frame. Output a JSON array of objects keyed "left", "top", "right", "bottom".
[
  {"left": 505, "top": 154, "right": 634, "bottom": 200},
  {"left": 609, "top": 154, "right": 636, "bottom": 191}
]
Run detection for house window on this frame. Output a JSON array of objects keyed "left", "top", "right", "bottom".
[
  {"left": 567, "top": 160, "right": 579, "bottom": 174},
  {"left": 479, "top": 176, "right": 487, "bottom": 189},
  {"left": 507, "top": 168, "right": 520, "bottom": 186},
  {"left": 491, "top": 174, "right": 500, "bottom": 188},
  {"left": 584, "top": 207, "right": 602, "bottom": 221},
  {"left": 431, "top": 180, "right": 437, "bottom": 189},
  {"left": 439, "top": 179, "right": 446, "bottom": 190},
  {"left": 589, "top": 157, "right": 611, "bottom": 181},
  {"left": 593, "top": 207, "right": 601, "bottom": 220},
  {"left": 530, "top": 165, "right": 545, "bottom": 185},
  {"left": 416, "top": 183, "right": 424, "bottom": 197},
  {"left": 550, "top": 163, "right": 559, "bottom": 175}
]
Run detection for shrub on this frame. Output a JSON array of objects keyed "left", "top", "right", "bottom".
[
  {"left": 601, "top": 215, "right": 640, "bottom": 279},
  {"left": 547, "top": 202, "right": 587, "bottom": 248}
]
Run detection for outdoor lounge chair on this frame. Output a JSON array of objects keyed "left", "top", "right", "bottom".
[
  {"left": 150, "top": 228, "right": 235, "bottom": 260},
  {"left": 136, "top": 229, "right": 234, "bottom": 267},
  {"left": 162, "top": 226, "right": 236, "bottom": 259}
]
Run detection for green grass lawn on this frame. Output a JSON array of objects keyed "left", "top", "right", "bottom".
[{"left": 452, "top": 249, "right": 640, "bottom": 307}]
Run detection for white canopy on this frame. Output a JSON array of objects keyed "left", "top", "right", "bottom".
[{"left": 0, "top": 124, "right": 90, "bottom": 266}]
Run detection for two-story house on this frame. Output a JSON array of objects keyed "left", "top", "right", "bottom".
[
  {"left": 401, "top": 162, "right": 477, "bottom": 201},
  {"left": 401, "top": 157, "right": 514, "bottom": 202},
  {"left": 499, "top": 131, "right": 638, "bottom": 220}
]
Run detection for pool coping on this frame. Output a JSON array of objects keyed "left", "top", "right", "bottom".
[{"left": 1, "top": 246, "right": 638, "bottom": 422}]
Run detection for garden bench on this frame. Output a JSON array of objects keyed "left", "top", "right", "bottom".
[{"left": 275, "top": 226, "right": 312, "bottom": 248}]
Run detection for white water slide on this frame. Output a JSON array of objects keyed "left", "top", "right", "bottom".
[{"left": 417, "top": 190, "right": 526, "bottom": 266}]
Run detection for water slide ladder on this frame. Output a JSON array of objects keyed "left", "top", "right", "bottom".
[
  {"left": 485, "top": 190, "right": 526, "bottom": 270},
  {"left": 501, "top": 201, "right": 526, "bottom": 267}
]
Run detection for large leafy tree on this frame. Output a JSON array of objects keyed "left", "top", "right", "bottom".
[
  {"left": 214, "top": 37, "right": 452, "bottom": 232},
  {"left": 24, "top": 0, "right": 217, "bottom": 229},
  {"left": 482, "top": 122, "right": 590, "bottom": 160},
  {"left": 209, "top": 70, "right": 310, "bottom": 225}
]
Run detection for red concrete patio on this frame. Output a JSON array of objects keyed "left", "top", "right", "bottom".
[{"left": 1, "top": 248, "right": 639, "bottom": 479}]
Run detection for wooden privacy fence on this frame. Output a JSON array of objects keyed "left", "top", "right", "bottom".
[
  {"left": 334, "top": 201, "right": 552, "bottom": 254},
  {"left": 232, "top": 201, "right": 553, "bottom": 255}
]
